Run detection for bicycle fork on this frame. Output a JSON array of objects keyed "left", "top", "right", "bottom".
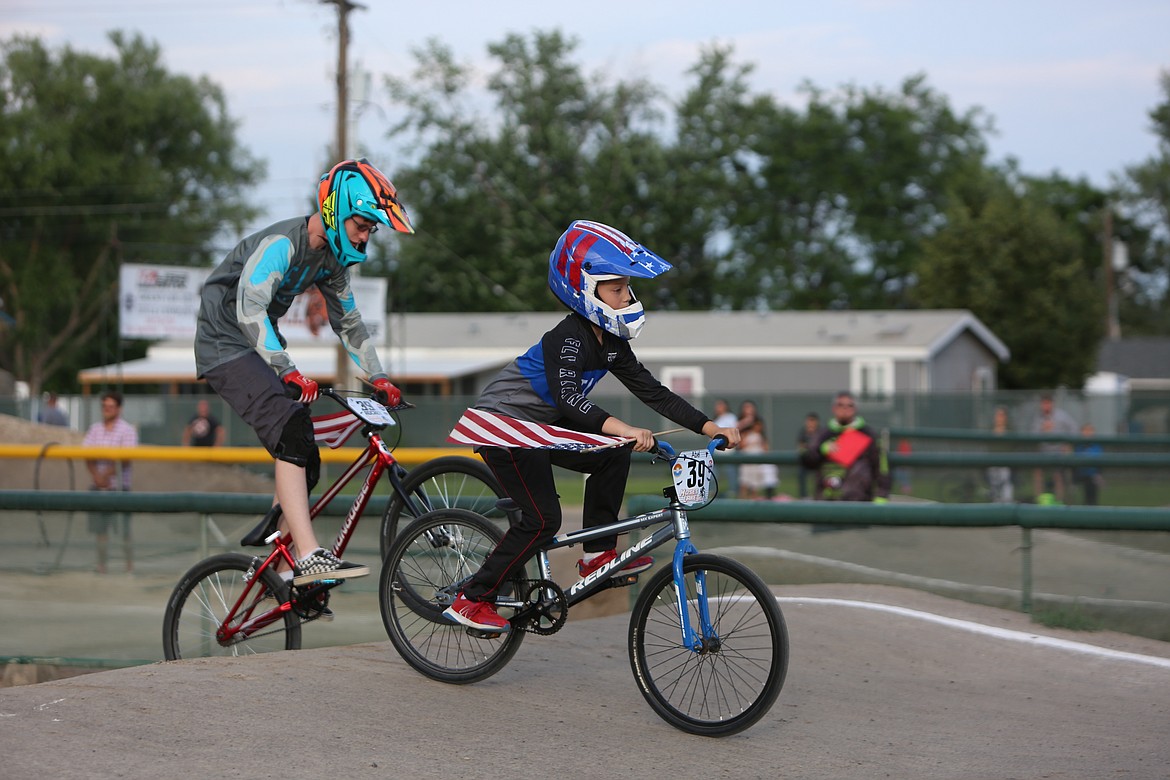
[{"left": 668, "top": 507, "right": 720, "bottom": 653}]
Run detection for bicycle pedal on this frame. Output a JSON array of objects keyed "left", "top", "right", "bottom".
[
  {"left": 466, "top": 628, "right": 504, "bottom": 640},
  {"left": 609, "top": 574, "right": 639, "bottom": 588}
]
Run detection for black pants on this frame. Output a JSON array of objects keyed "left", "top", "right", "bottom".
[{"left": 463, "top": 444, "right": 631, "bottom": 602}]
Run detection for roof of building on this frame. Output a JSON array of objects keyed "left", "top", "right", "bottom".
[
  {"left": 1096, "top": 337, "right": 1170, "bottom": 380},
  {"left": 78, "top": 309, "right": 1008, "bottom": 387},
  {"left": 392, "top": 309, "right": 1010, "bottom": 361}
]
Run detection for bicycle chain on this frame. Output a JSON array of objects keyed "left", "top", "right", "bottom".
[{"left": 512, "top": 578, "right": 568, "bottom": 636}]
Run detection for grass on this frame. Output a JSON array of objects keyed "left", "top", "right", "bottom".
[{"left": 1030, "top": 605, "right": 1103, "bottom": 632}]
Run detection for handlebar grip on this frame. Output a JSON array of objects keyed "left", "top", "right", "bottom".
[
  {"left": 711, "top": 434, "right": 729, "bottom": 451},
  {"left": 652, "top": 439, "right": 676, "bottom": 459}
]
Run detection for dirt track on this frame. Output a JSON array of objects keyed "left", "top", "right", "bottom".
[{"left": 1, "top": 583, "right": 1168, "bottom": 780}]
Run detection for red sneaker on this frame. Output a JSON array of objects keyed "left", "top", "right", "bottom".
[
  {"left": 577, "top": 549, "right": 654, "bottom": 578},
  {"left": 443, "top": 593, "right": 510, "bottom": 632}
]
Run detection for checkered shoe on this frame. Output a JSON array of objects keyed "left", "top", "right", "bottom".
[{"left": 292, "top": 549, "right": 369, "bottom": 586}]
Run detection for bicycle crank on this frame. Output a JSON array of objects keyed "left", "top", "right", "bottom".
[
  {"left": 513, "top": 579, "right": 568, "bottom": 636},
  {"left": 290, "top": 582, "right": 335, "bottom": 620}
]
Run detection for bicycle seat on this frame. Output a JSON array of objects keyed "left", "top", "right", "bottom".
[
  {"left": 241, "top": 504, "right": 282, "bottom": 547},
  {"left": 495, "top": 498, "right": 523, "bottom": 528}
]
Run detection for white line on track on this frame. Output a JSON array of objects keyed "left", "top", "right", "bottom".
[{"left": 777, "top": 596, "right": 1170, "bottom": 671}]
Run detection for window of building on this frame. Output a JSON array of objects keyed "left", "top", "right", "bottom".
[
  {"left": 661, "top": 366, "right": 704, "bottom": 399},
  {"left": 850, "top": 358, "right": 894, "bottom": 400},
  {"left": 972, "top": 365, "right": 994, "bottom": 394}
]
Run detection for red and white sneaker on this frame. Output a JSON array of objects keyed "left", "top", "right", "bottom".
[
  {"left": 443, "top": 593, "right": 510, "bottom": 632},
  {"left": 577, "top": 549, "right": 654, "bottom": 578}
]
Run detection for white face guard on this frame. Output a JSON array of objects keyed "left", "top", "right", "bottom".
[{"left": 584, "top": 273, "right": 647, "bottom": 339}]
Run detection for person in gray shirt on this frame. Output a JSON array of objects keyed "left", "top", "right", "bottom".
[{"left": 1031, "top": 393, "right": 1078, "bottom": 503}]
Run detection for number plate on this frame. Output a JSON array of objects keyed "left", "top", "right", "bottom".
[
  {"left": 346, "top": 397, "right": 397, "bottom": 425},
  {"left": 671, "top": 448, "right": 713, "bottom": 505}
]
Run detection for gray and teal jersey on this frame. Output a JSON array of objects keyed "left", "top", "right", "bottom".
[{"left": 194, "top": 216, "right": 383, "bottom": 379}]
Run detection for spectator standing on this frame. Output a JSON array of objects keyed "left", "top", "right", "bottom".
[
  {"left": 737, "top": 400, "right": 760, "bottom": 431},
  {"left": 183, "top": 399, "right": 225, "bottom": 447},
  {"left": 739, "top": 417, "right": 779, "bottom": 499},
  {"left": 83, "top": 391, "right": 138, "bottom": 573},
  {"left": 711, "top": 398, "right": 740, "bottom": 498},
  {"left": 1073, "top": 423, "right": 1103, "bottom": 506},
  {"left": 799, "top": 391, "right": 890, "bottom": 502},
  {"left": 1031, "top": 393, "right": 1078, "bottom": 503},
  {"left": 37, "top": 392, "right": 69, "bottom": 427},
  {"left": 893, "top": 438, "right": 913, "bottom": 495},
  {"left": 736, "top": 400, "right": 761, "bottom": 492},
  {"left": 795, "top": 412, "right": 822, "bottom": 498},
  {"left": 986, "top": 405, "right": 1015, "bottom": 503}
]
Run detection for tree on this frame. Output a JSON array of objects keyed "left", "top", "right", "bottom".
[
  {"left": 914, "top": 174, "right": 1104, "bottom": 388},
  {"left": 0, "top": 33, "right": 263, "bottom": 394},
  {"left": 381, "top": 32, "right": 666, "bottom": 313},
  {"left": 1116, "top": 69, "right": 1170, "bottom": 334},
  {"left": 651, "top": 45, "right": 764, "bottom": 311},
  {"left": 736, "top": 75, "right": 992, "bottom": 310}
]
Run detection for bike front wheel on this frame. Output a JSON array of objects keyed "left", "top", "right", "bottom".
[
  {"left": 380, "top": 456, "right": 507, "bottom": 559},
  {"left": 379, "top": 508, "right": 525, "bottom": 684},
  {"left": 162, "top": 552, "right": 301, "bottom": 660},
  {"left": 628, "top": 553, "right": 788, "bottom": 737}
]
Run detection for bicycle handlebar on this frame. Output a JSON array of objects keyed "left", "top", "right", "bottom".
[
  {"left": 284, "top": 383, "right": 414, "bottom": 413},
  {"left": 651, "top": 434, "right": 728, "bottom": 461}
]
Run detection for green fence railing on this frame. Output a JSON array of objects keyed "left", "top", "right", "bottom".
[
  {"left": 626, "top": 496, "right": 1170, "bottom": 614},
  {"left": 3, "top": 489, "right": 1167, "bottom": 616}
]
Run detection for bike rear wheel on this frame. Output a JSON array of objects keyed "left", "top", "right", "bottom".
[
  {"left": 162, "top": 552, "right": 301, "bottom": 660},
  {"left": 628, "top": 553, "right": 788, "bottom": 736},
  {"left": 379, "top": 508, "right": 524, "bottom": 683},
  {"left": 380, "top": 456, "right": 507, "bottom": 559}
]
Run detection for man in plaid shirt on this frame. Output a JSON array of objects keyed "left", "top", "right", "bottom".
[{"left": 83, "top": 391, "right": 138, "bottom": 573}]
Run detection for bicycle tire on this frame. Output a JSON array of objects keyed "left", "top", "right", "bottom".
[
  {"left": 628, "top": 553, "right": 788, "bottom": 736},
  {"left": 379, "top": 508, "right": 525, "bottom": 684},
  {"left": 162, "top": 552, "right": 301, "bottom": 660},
  {"left": 380, "top": 456, "right": 507, "bottom": 559}
]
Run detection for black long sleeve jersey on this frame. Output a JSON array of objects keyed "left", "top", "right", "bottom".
[{"left": 474, "top": 314, "right": 710, "bottom": 436}]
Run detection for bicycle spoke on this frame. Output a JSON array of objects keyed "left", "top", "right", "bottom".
[
  {"left": 629, "top": 554, "right": 788, "bottom": 736},
  {"left": 380, "top": 509, "right": 525, "bottom": 683},
  {"left": 163, "top": 553, "right": 300, "bottom": 660}
]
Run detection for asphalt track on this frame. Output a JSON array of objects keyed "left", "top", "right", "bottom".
[{"left": 1, "top": 583, "right": 1168, "bottom": 780}]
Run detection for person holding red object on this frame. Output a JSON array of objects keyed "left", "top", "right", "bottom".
[
  {"left": 799, "top": 391, "right": 890, "bottom": 502},
  {"left": 194, "top": 159, "right": 412, "bottom": 584}
]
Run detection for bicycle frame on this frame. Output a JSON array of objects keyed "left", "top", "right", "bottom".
[
  {"left": 215, "top": 391, "right": 416, "bottom": 643},
  {"left": 378, "top": 435, "right": 786, "bottom": 737},
  {"left": 307, "top": 431, "right": 407, "bottom": 560},
  {"left": 506, "top": 440, "right": 722, "bottom": 653}
]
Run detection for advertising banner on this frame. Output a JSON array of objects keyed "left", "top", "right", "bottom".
[{"left": 119, "top": 263, "right": 386, "bottom": 343}]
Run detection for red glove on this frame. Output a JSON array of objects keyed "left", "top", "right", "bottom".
[
  {"left": 371, "top": 376, "right": 401, "bottom": 407},
  {"left": 283, "top": 370, "right": 319, "bottom": 404}
]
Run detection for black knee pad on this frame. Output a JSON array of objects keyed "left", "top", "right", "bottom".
[
  {"left": 274, "top": 408, "right": 320, "bottom": 490},
  {"left": 305, "top": 446, "right": 320, "bottom": 492}
]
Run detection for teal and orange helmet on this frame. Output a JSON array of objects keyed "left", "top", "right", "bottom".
[
  {"left": 317, "top": 158, "right": 414, "bottom": 266},
  {"left": 548, "top": 220, "right": 672, "bottom": 340}
]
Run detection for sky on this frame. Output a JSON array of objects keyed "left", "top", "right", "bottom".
[{"left": 6, "top": 0, "right": 1170, "bottom": 237}]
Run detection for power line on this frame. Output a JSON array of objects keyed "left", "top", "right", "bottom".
[{"left": 0, "top": 203, "right": 169, "bottom": 217}]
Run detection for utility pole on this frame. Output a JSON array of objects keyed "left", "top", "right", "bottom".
[
  {"left": 1102, "top": 205, "right": 1123, "bottom": 341},
  {"left": 320, "top": 0, "right": 366, "bottom": 389},
  {"left": 321, "top": 0, "right": 365, "bottom": 159}
]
